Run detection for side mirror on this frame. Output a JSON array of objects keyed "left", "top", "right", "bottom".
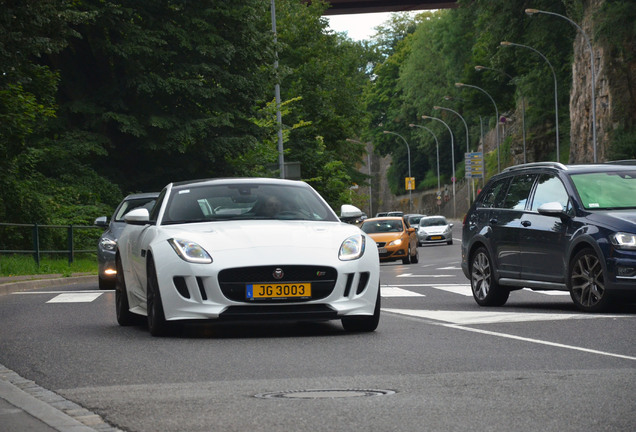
[
  {"left": 340, "top": 204, "right": 363, "bottom": 223},
  {"left": 449, "top": 223, "right": 454, "bottom": 228},
  {"left": 94, "top": 216, "right": 108, "bottom": 227},
  {"left": 124, "top": 208, "right": 150, "bottom": 225},
  {"left": 537, "top": 202, "right": 566, "bottom": 217}
]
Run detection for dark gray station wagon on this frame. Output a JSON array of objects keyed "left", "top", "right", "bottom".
[{"left": 462, "top": 162, "right": 636, "bottom": 312}]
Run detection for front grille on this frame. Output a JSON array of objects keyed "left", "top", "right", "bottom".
[{"left": 218, "top": 265, "right": 338, "bottom": 303}]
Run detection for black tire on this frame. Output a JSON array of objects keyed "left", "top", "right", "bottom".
[
  {"left": 410, "top": 246, "right": 419, "bottom": 264},
  {"left": 115, "top": 255, "right": 136, "bottom": 326},
  {"left": 470, "top": 247, "right": 509, "bottom": 307},
  {"left": 147, "top": 258, "right": 169, "bottom": 336},
  {"left": 341, "top": 286, "right": 381, "bottom": 332},
  {"left": 402, "top": 246, "right": 411, "bottom": 264},
  {"left": 99, "top": 276, "right": 115, "bottom": 290},
  {"left": 447, "top": 239, "right": 453, "bottom": 245},
  {"left": 568, "top": 248, "right": 611, "bottom": 312}
]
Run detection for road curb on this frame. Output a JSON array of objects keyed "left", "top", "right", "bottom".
[{"left": 0, "top": 275, "right": 96, "bottom": 296}]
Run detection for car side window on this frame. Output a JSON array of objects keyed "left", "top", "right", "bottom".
[
  {"left": 531, "top": 174, "right": 569, "bottom": 211},
  {"left": 479, "top": 178, "right": 509, "bottom": 208},
  {"left": 502, "top": 174, "right": 537, "bottom": 210}
]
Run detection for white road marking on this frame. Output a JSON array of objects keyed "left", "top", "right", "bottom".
[
  {"left": 382, "top": 308, "right": 623, "bottom": 325},
  {"left": 381, "top": 287, "right": 424, "bottom": 297},
  {"left": 396, "top": 274, "right": 454, "bottom": 278},
  {"left": 46, "top": 293, "right": 103, "bottom": 303},
  {"left": 383, "top": 309, "right": 636, "bottom": 361},
  {"left": 429, "top": 284, "right": 473, "bottom": 297}
]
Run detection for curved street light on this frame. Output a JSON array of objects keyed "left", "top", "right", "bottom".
[
  {"left": 421, "top": 115, "right": 456, "bottom": 218},
  {"left": 475, "top": 65, "right": 527, "bottom": 164},
  {"left": 526, "top": 8, "right": 597, "bottom": 162},
  {"left": 434, "top": 105, "right": 474, "bottom": 204},
  {"left": 501, "top": 41, "right": 560, "bottom": 162},
  {"left": 455, "top": 82, "right": 501, "bottom": 173},
  {"left": 409, "top": 123, "right": 441, "bottom": 194},
  {"left": 383, "top": 131, "right": 412, "bottom": 212}
]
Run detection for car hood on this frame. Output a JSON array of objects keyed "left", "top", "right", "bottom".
[
  {"left": 157, "top": 220, "right": 365, "bottom": 251},
  {"left": 419, "top": 226, "right": 449, "bottom": 235},
  {"left": 586, "top": 210, "right": 636, "bottom": 232},
  {"left": 366, "top": 232, "right": 403, "bottom": 243}
]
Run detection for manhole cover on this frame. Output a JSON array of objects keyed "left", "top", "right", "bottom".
[{"left": 254, "top": 389, "right": 396, "bottom": 399}]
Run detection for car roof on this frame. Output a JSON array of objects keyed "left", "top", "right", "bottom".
[
  {"left": 501, "top": 161, "right": 636, "bottom": 176},
  {"left": 363, "top": 217, "right": 404, "bottom": 222},
  {"left": 170, "top": 177, "right": 310, "bottom": 188}
]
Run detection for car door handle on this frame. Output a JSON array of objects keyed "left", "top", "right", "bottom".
[
  {"left": 521, "top": 220, "right": 532, "bottom": 227},
  {"left": 489, "top": 218, "right": 498, "bottom": 224}
]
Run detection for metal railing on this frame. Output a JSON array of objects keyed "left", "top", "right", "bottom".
[{"left": 0, "top": 222, "right": 102, "bottom": 266}]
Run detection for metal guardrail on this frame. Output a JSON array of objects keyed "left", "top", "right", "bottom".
[{"left": 0, "top": 222, "right": 102, "bottom": 266}]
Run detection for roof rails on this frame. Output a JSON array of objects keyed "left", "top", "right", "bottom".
[
  {"left": 502, "top": 162, "right": 567, "bottom": 173},
  {"left": 606, "top": 159, "right": 636, "bottom": 165}
]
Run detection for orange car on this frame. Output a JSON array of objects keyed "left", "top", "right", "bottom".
[{"left": 360, "top": 217, "right": 419, "bottom": 264}]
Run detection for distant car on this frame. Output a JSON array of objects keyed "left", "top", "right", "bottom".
[
  {"left": 114, "top": 178, "right": 381, "bottom": 336},
  {"left": 417, "top": 216, "right": 453, "bottom": 246},
  {"left": 387, "top": 211, "right": 404, "bottom": 217},
  {"left": 462, "top": 161, "right": 636, "bottom": 312},
  {"left": 94, "top": 192, "right": 159, "bottom": 289},
  {"left": 375, "top": 212, "right": 388, "bottom": 217},
  {"left": 360, "top": 217, "right": 418, "bottom": 264},
  {"left": 405, "top": 213, "right": 426, "bottom": 229}
]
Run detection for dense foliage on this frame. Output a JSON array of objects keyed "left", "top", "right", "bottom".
[{"left": 1, "top": 0, "right": 634, "bottom": 231}]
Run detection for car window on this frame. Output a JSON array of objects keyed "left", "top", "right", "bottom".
[
  {"left": 479, "top": 178, "right": 509, "bottom": 208},
  {"left": 114, "top": 197, "right": 157, "bottom": 221},
  {"left": 531, "top": 174, "right": 569, "bottom": 211},
  {"left": 502, "top": 174, "right": 537, "bottom": 210},
  {"left": 570, "top": 171, "right": 636, "bottom": 209},
  {"left": 361, "top": 220, "right": 403, "bottom": 233},
  {"left": 161, "top": 183, "right": 337, "bottom": 224}
]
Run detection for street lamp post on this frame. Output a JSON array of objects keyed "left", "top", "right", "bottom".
[
  {"left": 455, "top": 82, "right": 501, "bottom": 173},
  {"left": 347, "top": 138, "right": 373, "bottom": 216},
  {"left": 409, "top": 124, "right": 441, "bottom": 194},
  {"left": 270, "top": 0, "right": 285, "bottom": 178},
  {"left": 475, "top": 65, "right": 527, "bottom": 164},
  {"left": 383, "top": 131, "right": 412, "bottom": 213},
  {"left": 421, "top": 116, "right": 456, "bottom": 219},
  {"left": 501, "top": 41, "right": 560, "bottom": 162},
  {"left": 526, "top": 8, "right": 597, "bottom": 162},
  {"left": 434, "top": 105, "right": 473, "bottom": 204}
]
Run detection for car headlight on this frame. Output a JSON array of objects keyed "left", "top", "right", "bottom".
[
  {"left": 610, "top": 232, "right": 636, "bottom": 250},
  {"left": 168, "top": 238, "right": 213, "bottom": 263},
  {"left": 99, "top": 237, "right": 117, "bottom": 251},
  {"left": 388, "top": 238, "right": 402, "bottom": 246},
  {"left": 339, "top": 234, "right": 365, "bottom": 261}
]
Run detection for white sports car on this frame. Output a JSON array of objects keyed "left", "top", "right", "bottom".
[{"left": 115, "top": 178, "right": 380, "bottom": 336}]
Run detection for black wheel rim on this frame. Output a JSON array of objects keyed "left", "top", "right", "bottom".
[
  {"left": 571, "top": 253, "right": 605, "bottom": 308},
  {"left": 471, "top": 251, "right": 491, "bottom": 300}
]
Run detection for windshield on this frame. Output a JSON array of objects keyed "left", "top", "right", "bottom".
[
  {"left": 161, "top": 183, "right": 338, "bottom": 224},
  {"left": 570, "top": 171, "right": 636, "bottom": 209},
  {"left": 420, "top": 217, "right": 447, "bottom": 227},
  {"left": 361, "top": 220, "right": 404, "bottom": 234}
]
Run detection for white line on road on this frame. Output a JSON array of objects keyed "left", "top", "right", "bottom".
[
  {"left": 46, "top": 293, "right": 103, "bottom": 303},
  {"left": 381, "top": 287, "right": 425, "bottom": 297},
  {"left": 383, "top": 308, "right": 636, "bottom": 361}
]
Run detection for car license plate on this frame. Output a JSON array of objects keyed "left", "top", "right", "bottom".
[
  {"left": 377, "top": 247, "right": 387, "bottom": 254},
  {"left": 246, "top": 283, "right": 311, "bottom": 300},
  {"left": 430, "top": 236, "right": 442, "bottom": 240}
]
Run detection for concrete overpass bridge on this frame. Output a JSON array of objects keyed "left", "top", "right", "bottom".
[{"left": 317, "top": 0, "right": 457, "bottom": 15}]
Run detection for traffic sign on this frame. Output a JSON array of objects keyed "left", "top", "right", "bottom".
[{"left": 405, "top": 177, "right": 415, "bottom": 190}]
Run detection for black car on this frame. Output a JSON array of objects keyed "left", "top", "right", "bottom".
[
  {"left": 461, "top": 162, "right": 636, "bottom": 312},
  {"left": 94, "top": 192, "right": 159, "bottom": 289}
]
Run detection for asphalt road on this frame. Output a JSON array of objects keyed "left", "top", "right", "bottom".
[{"left": 1, "top": 224, "right": 635, "bottom": 432}]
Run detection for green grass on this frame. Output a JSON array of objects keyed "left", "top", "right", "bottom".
[{"left": 0, "top": 254, "right": 98, "bottom": 277}]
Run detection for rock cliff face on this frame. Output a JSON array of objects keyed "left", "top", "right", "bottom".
[{"left": 569, "top": 0, "right": 635, "bottom": 163}]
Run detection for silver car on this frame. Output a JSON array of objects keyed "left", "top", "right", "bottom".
[
  {"left": 94, "top": 192, "right": 159, "bottom": 289},
  {"left": 417, "top": 215, "right": 453, "bottom": 246}
]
